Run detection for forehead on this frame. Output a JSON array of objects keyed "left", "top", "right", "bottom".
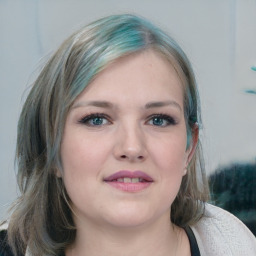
[{"left": 74, "top": 49, "right": 184, "bottom": 108}]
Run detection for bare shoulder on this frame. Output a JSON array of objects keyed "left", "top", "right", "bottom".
[{"left": 190, "top": 203, "right": 256, "bottom": 256}]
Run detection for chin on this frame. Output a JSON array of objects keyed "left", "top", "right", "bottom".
[
  {"left": 103, "top": 204, "right": 161, "bottom": 229},
  {"left": 106, "top": 215, "right": 152, "bottom": 229}
]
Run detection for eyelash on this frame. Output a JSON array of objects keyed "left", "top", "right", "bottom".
[
  {"left": 78, "top": 113, "right": 177, "bottom": 127},
  {"left": 78, "top": 113, "right": 111, "bottom": 126},
  {"left": 146, "top": 114, "right": 177, "bottom": 127}
]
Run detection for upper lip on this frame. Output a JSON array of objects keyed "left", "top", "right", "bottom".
[{"left": 104, "top": 170, "right": 153, "bottom": 182}]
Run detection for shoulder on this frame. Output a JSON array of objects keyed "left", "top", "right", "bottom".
[{"left": 190, "top": 203, "right": 256, "bottom": 256}]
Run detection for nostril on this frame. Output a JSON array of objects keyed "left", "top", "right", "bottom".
[{"left": 120, "top": 155, "right": 144, "bottom": 160}]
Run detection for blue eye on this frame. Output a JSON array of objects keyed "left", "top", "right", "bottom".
[
  {"left": 152, "top": 117, "right": 166, "bottom": 126},
  {"left": 79, "top": 114, "right": 110, "bottom": 126},
  {"left": 148, "top": 114, "right": 176, "bottom": 127}
]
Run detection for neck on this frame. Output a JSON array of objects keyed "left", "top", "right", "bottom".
[{"left": 65, "top": 213, "right": 190, "bottom": 256}]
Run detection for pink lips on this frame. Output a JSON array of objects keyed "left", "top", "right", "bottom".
[{"left": 104, "top": 170, "right": 153, "bottom": 192}]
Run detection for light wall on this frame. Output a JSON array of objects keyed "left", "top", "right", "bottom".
[{"left": 0, "top": 0, "right": 255, "bottom": 219}]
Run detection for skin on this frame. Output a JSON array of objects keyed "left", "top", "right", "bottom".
[{"left": 61, "top": 50, "right": 196, "bottom": 256}]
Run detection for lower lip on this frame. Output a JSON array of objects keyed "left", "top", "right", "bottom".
[{"left": 105, "top": 181, "right": 152, "bottom": 192}]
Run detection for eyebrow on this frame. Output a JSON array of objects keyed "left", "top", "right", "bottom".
[
  {"left": 72, "top": 100, "right": 182, "bottom": 111},
  {"left": 72, "top": 101, "right": 114, "bottom": 109},
  {"left": 145, "top": 100, "right": 182, "bottom": 111}
]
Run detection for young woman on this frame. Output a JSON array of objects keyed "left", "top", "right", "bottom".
[{"left": 1, "top": 14, "right": 255, "bottom": 256}]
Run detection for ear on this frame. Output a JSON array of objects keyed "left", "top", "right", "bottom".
[
  {"left": 184, "top": 124, "right": 199, "bottom": 172},
  {"left": 55, "top": 168, "right": 62, "bottom": 178}
]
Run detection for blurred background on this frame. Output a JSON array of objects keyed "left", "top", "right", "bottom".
[{"left": 0, "top": 0, "right": 255, "bottom": 232}]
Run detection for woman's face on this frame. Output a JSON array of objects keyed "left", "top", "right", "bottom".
[{"left": 60, "top": 50, "right": 194, "bottom": 230}]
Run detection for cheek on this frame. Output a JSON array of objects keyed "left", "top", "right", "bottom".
[
  {"left": 149, "top": 131, "right": 188, "bottom": 200},
  {"left": 150, "top": 142, "right": 186, "bottom": 214},
  {"left": 151, "top": 131, "right": 188, "bottom": 171},
  {"left": 61, "top": 131, "right": 106, "bottom": 172},
  {"left": 60, "top": 131, "right": 112, "bottom": 199},
  {"left": 60, "top": 134, "right": 99, "bottom": 208}
]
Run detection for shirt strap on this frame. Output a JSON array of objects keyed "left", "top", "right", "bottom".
[{"left": 184, "top": 226, "right": 201, "bottom": 256}]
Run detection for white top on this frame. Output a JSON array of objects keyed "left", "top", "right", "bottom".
[
  {"left": 191, "top": 204, "right": 256, "bottom": 256},
  {"left": 1, "top": 204, "right": 256, "bottom": 255}
]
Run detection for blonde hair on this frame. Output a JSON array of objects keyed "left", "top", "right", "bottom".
[{"left": 8, "top": 14, "right": 209, "bottom": 256}]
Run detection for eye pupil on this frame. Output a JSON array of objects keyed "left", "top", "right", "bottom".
[
  {"left": 92, "top": 117, "right": 103, "bottom": 125},
  {"left": 153, "top": 117, "right": 164, "bottom": 126}
]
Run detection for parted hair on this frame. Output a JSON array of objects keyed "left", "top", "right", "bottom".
[{"left": 8, "top": 14, "right": 209, "bottom": 256}]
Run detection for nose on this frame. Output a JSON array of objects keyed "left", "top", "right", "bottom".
[{"left": 113, "top": 123, "right": 147, "bottom": 162}]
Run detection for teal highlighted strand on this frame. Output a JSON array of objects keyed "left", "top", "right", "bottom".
[
  {"left": 244, "top": 89, "right": 256, "bottom": 94},
  {"left": 251, "top": 66, "right": 256, "bottom": 71}
]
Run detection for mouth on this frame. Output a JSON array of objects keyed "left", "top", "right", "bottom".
[
  {"left": 104, "top": 170, "right": 153, "bottom": 192},
  {"left": 111, "top": 177, "right": 149, "bottom": 183}
]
